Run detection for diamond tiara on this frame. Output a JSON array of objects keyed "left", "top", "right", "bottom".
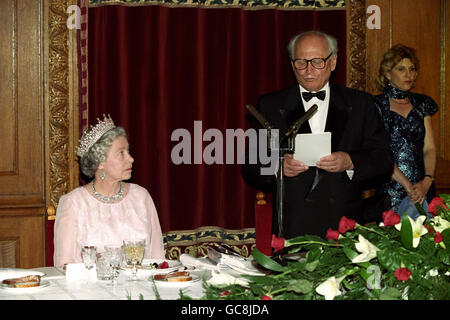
[{"left": 77, "top": 114, "right": 116, "bottom": 158}]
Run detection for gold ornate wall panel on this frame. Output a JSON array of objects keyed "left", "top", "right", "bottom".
[
  {"left": 346, "top": 0, "right": 366, "bottom": 91},
  {"left": 45, "top": 0, "right": 79, "bottom": 214}
]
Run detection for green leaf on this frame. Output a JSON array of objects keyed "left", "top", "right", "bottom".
[
  {"left": 343, "top": 246, "right": 358, "bottom": 261},
  {"left": 251, "top": 248, "right": 287, "bottom": 272},
  {"left": 439, "top": 193, "right": 450, "bottom": 203},
  {"left": 305, "top": 260, "right": 320, "bottom": 272},
  {"left": 359, "top": 268, "right": 370, "bottom": 282},
  {"left": 379, "top": 287, "right": 402, "bottom": 300},
  {"left": 306, "top": 247, "right": 321, "bottom": 261},
  {"left": 400, "top": 213, "right": 413, "bottom": 249},
  {"left": 377, "top": 249, "right": 402, "bottom": 271},
  {"left": 414, "top": 203, "right": 427, "bottom": 216},
  {"left": 438, "top": 248, "right": 450, "bottom": 265},
  {"left": 442, "top": 229, "right": 450, "bottom": 252},
  {"left": 305, "top": 248, "right": 321, "bottom": 271},
  {"left": 286, "top": 279, "right": 313, "bottom": 294},
  {"left": 242, "top": 275, "right": 277, "bottom": 285}
]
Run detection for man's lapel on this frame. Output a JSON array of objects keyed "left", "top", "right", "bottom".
[
  {"left": 282, "top": 85, "right": 312, "bottom": 134},
  {"left": 325, "top": 83, "right": 348, "bottom": 151}
]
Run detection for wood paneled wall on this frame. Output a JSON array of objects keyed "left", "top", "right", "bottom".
[
  {"left": 0, "top": 0, "right": 45, "bottom": 268},
  {"left": 366, "top": 0, "right": 450, "bottom": 194}
]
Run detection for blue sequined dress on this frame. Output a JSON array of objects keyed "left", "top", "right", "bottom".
[{"left": 374, "top": 84, "right": 438, "bottom": 211}]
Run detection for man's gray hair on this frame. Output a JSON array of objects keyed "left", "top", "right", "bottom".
[{"left": 287, "top": 30, "right": 338, "bottom": 60}]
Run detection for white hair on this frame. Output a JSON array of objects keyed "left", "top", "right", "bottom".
[{"left": 287, "top": 30, "right": 338, "bottom": 60}]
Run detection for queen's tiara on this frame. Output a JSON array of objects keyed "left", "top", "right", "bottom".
[{"left": 77, "top": 114, "right": 116, "bottom": 157}]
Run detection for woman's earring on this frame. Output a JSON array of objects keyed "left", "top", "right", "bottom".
[{"left": 100, "top": 170, "right": 105, "bottom": 181}]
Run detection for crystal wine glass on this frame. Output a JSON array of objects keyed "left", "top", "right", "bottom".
[
  {"left": 81, "top": 246, "right": 97, "bottom": 270},
  {"left": 123, "top": 239, "right": 145, "bottom": 281},
  {"left": 104, "top": 245, "right": 123, "bottom": 286}
]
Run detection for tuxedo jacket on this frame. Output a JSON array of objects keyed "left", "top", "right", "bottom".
[{"left": 242, "top": 82, "right": 393, "bottom": 239}]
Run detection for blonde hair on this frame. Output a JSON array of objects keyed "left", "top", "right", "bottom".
[{"left": 375, "top": 44, "right": 419, "bottom": 92}]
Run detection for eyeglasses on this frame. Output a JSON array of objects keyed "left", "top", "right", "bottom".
[{"left": 292, "top": 53, "right": 333, "bottom": 70}]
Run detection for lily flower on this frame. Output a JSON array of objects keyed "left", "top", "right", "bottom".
[
  {"left": 207, "top": 270, "right": 249, "bottom": 287},
  {"left": 395, "top": 215, "right": 428, "bottom": 248},
  {"left": 352, "top": 234, "right": 379, "bottom": 263},
  {"left": 315, "top": 275, "right": 345, "bottom": 300},
  {"left": 431, "top": 216, "right": 450, "bottom": 233}
]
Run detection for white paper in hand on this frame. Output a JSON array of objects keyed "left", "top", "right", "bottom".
[{"left": 294, "top": 132, "right": 331, "bottom": 166}]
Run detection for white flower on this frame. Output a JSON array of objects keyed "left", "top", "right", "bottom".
[
  {"left": 428, "top": 269, "right": 439, "bottom": 277},
  {"left": 395, "top": 215, "right": 428, "bottom": 248},
  {"left": 206, "top": 270, "right": 249, "bottom": 288},
  {"left": 315, "top": 276, "right": 345, "bottom": 300},
  {"left": 431, "top": 216, "right": 450, "bottom": 233},
  {"left": 351, "top": 235, "right": 380, "bottom": 263}
]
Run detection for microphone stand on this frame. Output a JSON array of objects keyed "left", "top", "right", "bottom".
[
  {"left": 245, "top": 104, "right": 318, "bottom": 240},
  {"left": 277, "top": 105, "right": 318, "bottom": 239}
]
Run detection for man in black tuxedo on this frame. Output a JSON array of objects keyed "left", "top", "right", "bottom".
[{"left": 242, "top": 31, "right": 393, "bottom": 239}]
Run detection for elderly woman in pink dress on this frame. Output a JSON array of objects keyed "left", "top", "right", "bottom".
[{"left": 53, "top": 115, "right": 164, "bottom": 268}]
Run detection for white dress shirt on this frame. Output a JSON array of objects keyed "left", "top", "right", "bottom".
[
  {"left": 299, "top": 82, "right": 330, "bottom": 133},
  {"left": 298, "top": 83, "right": 354, "bottom": 178}
]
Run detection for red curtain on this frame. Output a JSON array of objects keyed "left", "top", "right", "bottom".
[{"left": 88, "top": 5, "right": 346, "bottom": 232}]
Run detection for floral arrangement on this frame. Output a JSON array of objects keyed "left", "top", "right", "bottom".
[{"left": 199, "top": 195, "right": 450, "bottom": 300}]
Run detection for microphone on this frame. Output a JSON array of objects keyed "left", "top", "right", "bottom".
[
  {"left": 284, "top": 104, "right": 318, "bottom": 137},
  {"left": 246, "top": 104, "right": 273, "bottom": 129}
]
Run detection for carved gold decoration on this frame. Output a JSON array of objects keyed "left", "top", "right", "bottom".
[
  {"left": 47, "top": 205, "right": 56, "bottom": 221},
  {"left": 47, "top": 0, "right": 72, "bottom": 210},
  {"left": 163, "top": 226, "right": 256, "bottom": 259},
  {"left": 347, "top": 0, "right": 366, "bottom": 91}
]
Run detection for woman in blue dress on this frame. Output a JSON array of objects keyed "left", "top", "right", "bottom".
[{"left": 374, "top": 44, "right": 438, "bottom": 216}]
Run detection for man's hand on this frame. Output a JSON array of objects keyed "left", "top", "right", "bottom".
[
  {"left": 283, "top": 154, "right": 309, "bottom": 177},
  {"left": 316, "top": 151, "right": 354, "bottom": 173}
]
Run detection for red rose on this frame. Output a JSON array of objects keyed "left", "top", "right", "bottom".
[
  {"left": 428, "top": 197, "right": 447, "bottom": 216},
  {"left": 382, "top": 209, "right": 401, "bottom": 227},
  {"left": 158, "top": 261, "right": 169, "bottom": 269},
  {"left": 326, "top": 228, "right": 340, "bottom": 241},
  {"left": 338, "top": 216, "right": 356, "bottom": 234},
  {"left": 395, "top": 268, "right": 412, "bottom": 281},
  {"left": 220, "top": 290, "right": 231, "bottom": 297},
  {"left": 434, "top": 232, "right": 444, "bottom": 243},
  {"left": 261, "top": 295, "right": 272, "bottom": 300},
  {"left": 271, "top": 234, "right": 285, "bottom": 252},
  {"left": 424, "top": 225, "right": 435, "bottom": 234}
]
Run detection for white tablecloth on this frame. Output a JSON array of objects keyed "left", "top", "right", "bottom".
[{"left": 0, "top": 267, "right": 208, "bottom": 300}]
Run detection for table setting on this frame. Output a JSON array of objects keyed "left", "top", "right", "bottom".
[{"left": 0, "top": 241, "right": 261, "bottom": 300}]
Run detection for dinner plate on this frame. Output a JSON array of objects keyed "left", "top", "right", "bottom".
[
  {"left": 151, "top": 275, "right": 200, "bottom": 287},
  {"left": 122, "top": 259, "right": 182, "bottom": 276},
  {"left": 219, "top": 257, "right": 265, "bottom": 276},
  {"left": 0, "top": 268, "right": 45, "bottom": 282},
  {"left": 0, "top": 281, "right": 50, "bottom": 293}
]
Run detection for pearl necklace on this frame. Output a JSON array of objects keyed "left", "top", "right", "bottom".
[
  {"left": 390, "top": 98, "right": 410, "bottom": 105},
  {"left": 91, "top": 181, "right": 124, "bottom": 203}
]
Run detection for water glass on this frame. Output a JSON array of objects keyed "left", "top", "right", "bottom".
[
  {"left": 96, "top": 251, "right": 114, "bottom": 280},
  {"left": 81, "top": 246, "right": 97, "bottom": 270},
  {"left": 104, "top": 245, "right": 123, "bottom": 286}
]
